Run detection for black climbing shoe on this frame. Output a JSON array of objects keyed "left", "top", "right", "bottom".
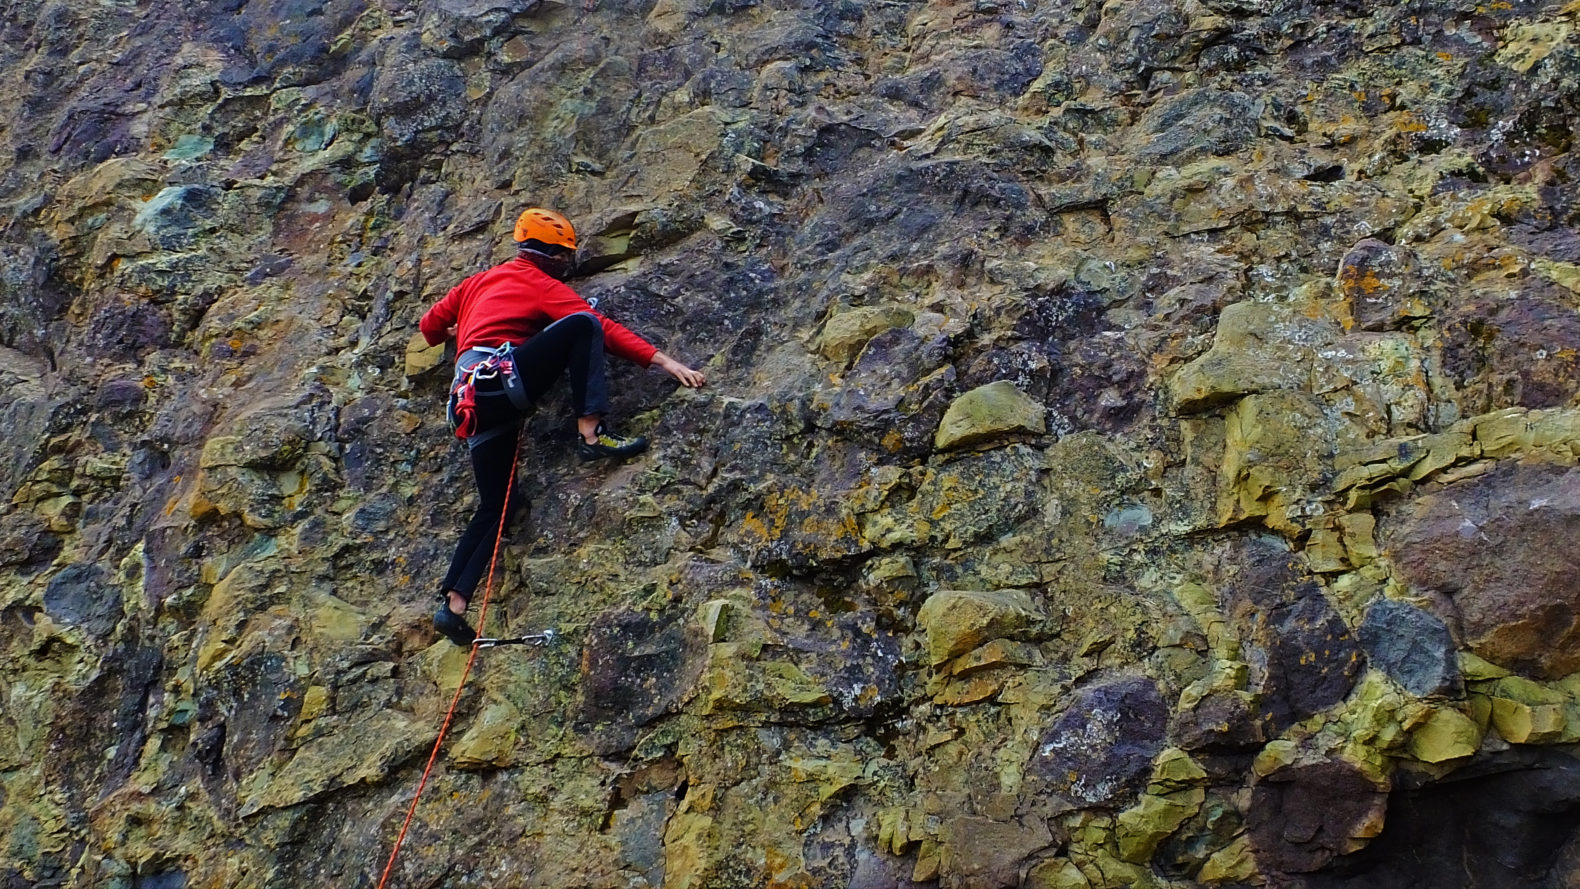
[
  {"left": 433, "top": 602, "right": 477, "bottom": 647},
  {"left": 576, "top": 423, "right": 649, "bottom": 462}
]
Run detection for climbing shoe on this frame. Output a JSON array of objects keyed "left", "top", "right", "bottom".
[
  {"left": 576, "top": 423, "right": 649, "bottom": 462},
  {"left": 433, "top": 601, "right": 477, "bottom": 647}
]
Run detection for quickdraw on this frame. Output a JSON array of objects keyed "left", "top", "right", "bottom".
[{"left": 474, "top": 629, "right": 558, "bottom": 649}]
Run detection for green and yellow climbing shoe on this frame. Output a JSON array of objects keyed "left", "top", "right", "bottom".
[{"left": 577, "top": 423, "right": 649, "bottom": 462}]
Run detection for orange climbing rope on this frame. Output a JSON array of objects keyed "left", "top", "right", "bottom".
[{"left": 375, "top": 436, "right": 520, "bottom": 889}]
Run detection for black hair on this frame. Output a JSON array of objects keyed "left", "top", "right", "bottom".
[{"left": 516, "top": 238, "right": 573, "bottom": 256}]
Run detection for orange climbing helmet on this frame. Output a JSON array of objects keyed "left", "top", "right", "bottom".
[{"left": 513, "top": 207, "right": 576, "bottom": 251}]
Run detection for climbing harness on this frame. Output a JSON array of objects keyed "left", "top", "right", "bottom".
[
  {"left": 448, "top": 342, "right": 533, "bottom": 441},
  {"left": 375, "top": 436, "right": 550, "bottom": 889}
]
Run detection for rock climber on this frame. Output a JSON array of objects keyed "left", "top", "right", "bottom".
[{"left": 418, "top": 207, "right": 707, "bottom": 646}]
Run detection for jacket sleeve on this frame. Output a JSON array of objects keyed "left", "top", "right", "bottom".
[
  {"left": 596, "top": 315, "right": 659, "bottom": 367},
  {"left": 540, "top": 279, "right": 658, "bottom": 367},
  {"left": 419, "top": 285, "right": 463, "bottom": 346}
]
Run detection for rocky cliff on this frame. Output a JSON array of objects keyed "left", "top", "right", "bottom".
[{"left": 4, "top": 1, "right": 1580, "bottom": 887}]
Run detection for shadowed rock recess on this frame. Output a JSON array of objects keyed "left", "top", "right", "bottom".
[{"left": 5, "top": 1, "right": 1580, "bottom": 887}]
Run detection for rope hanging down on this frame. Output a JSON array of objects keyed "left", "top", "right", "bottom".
[{"left": 375, "top": 435, "right": 521, "bottom": 889}]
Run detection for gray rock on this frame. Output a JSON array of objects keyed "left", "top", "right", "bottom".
[
  {"left": 1135, "top": 90, "right": 1260, "bottom": 165},
  {"left": 611, "top": 789, "right": 671, "bottom": 889},
  {"left": 43, "top": 563, "right": 121, "bottom": 637},
  {"left": 848, "top": 848, "right": 932, "bottom": 889},
  {"left": 133, "top": 186, "right": 223, "bottom": 251},
  {"left": 369, "top": 49, "right": 467, "bottom": 151},
  {"left": 1358, "top": 599, "right": 1463, "bottom": 698},
  {"left": 45, "top": 643, "right": 164, "bottom": 815},
  {"left": 576, "top": 606, "right": 707, "bottom": 755},
  {"left": 820, "top": 326, "right": 956, "bottom": 456}
]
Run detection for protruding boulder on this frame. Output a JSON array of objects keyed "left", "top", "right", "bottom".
[
  {"left": 452, "top": 702, "right": 522, "bottom": 769},
  {"left": 404, "top": 331, "right": 446, "bottom": 378},
  {"left": 817, "top": 305, "right": 915, "bottom": 364},
  {"left": 1484, "top": 676, "right": 1571, "bottom": 744},
  {"left": 916, "top": 588, "right": 1043, "bottom": 665},
  {"left": 934, "top": 381, "right": 1047, "bottom": 451},
  {"left": 1169, "top": 300, "right": 1323, "bottom": 411},
  {"left": 1389, "top": 461, "right": 1580, "bottom": 678},
  {"left": 1116, "top": 750, "right": 1210, "bottom": 864}
]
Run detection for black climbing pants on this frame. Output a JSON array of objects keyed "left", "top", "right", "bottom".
[{"left": 440, "top": 312, "right": 607, "bottom": 598}]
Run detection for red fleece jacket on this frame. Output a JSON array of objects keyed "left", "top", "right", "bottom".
[{"left": 420, "top": 256, "right": 657, "bottom": 366}]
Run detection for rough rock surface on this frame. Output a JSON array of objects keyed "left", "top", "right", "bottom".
[
  {"left": 1389, "top": 460, "right": 1580, "bottom": 678},
  {"left": 3, "top": 2, "right": 1580, "bottom": 888}
]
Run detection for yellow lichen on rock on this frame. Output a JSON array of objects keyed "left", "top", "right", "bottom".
[{"left": 1407, "top": 706, "right": 1481, "bottom": 763}]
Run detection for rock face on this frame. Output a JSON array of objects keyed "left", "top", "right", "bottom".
[{"left": 3, "top": 2, "right": 1580, "bottom": 888}]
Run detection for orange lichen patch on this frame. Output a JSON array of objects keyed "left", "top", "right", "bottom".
[
  {"left": 926, "top": 474, "right": 984, "bottom": 520},
  {"left": 187, "top": 489, "right": 219, "bottom": 521},
  {"left": 764, "top": 848, "right": 816, "bottom": 888},
  {"left": 935, "top": 674, "right": 1004, "bottom": 706},
  {"left": 814, "top": 511, "right": 862, "bottom": 543},
  {"left": 741, "top": 487, "right": 865, "bottom": 552},
  {"left": 1395, "top": 113, "right": 1429, "bottom": 134},
  {"left": 741, "top": 511, "right": 772, "bottom": 540},
  {"left": 1338, "top": 265, "right": 1390, "bottom": 296}
]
